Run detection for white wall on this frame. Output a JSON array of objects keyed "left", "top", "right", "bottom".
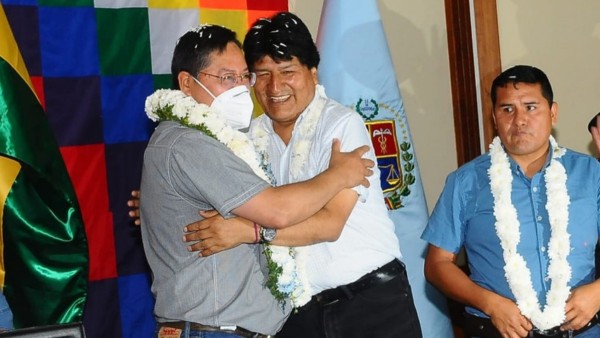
[
  {"left": 497, "top": 0, "right": 600, "bottom": 156},
  {"left": 291, "top": 0, "right": 456, "bottom": 211}
]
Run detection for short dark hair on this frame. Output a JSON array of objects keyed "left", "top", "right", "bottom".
[
  {"left": 491, "top": 65, "right": 554, "bottom": 107},
  {"left": 243, "top": 12, "right": 320, "bottom": 71},
  {"left": 170, "top": 25, "right": 242, "bottom": 89},
  {"left": 588, "top": 112, "right": 600, "bottom": 133}
]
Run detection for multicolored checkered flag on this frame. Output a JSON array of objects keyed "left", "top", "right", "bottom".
[{"left": 3, "top": 1, "right": 287, "bottom": 337}]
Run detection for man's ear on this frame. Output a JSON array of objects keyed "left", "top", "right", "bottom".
[
  {"left": 178, "top": 72, "right": 193, "bottom": 96},
  {"left": 311, "top": 67, "right": 318, "bottom": 85},
  {"left": 550, "top": 101, "right": 559, "bottom": 126}
]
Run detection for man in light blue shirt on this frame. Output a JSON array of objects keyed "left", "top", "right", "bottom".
[{"left": 422, "top": 65, "right": 600, "bottom": 338}]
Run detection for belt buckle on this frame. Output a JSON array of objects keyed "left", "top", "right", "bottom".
[
  {"left": 220, "top": 325, "right": 237, "bottom": 331},
  {"left": 314, "top": 291, "right": 341, "bottom": 306},
  {"left": 530, "top": 327, "right": 571, "bottom": 338},
  {"left": 534, "top": 328, "right": 553, "bottom": 335}
]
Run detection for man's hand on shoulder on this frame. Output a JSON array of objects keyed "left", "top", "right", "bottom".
[{"left": 328, "top": 138, "right": 374, "bottom": 188}]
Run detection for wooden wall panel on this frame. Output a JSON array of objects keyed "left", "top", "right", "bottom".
[{"left": 445, "top": 0, "right": 501, "bottom": 163}]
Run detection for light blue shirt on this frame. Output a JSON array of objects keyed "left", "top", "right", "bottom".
[{"left": 422, "top": 145, "right": 600, "bottom": 317}]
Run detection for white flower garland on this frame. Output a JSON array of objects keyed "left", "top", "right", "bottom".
[
  {"left": 251, "top": 85, "right": 328, "bottom": 308},
  {"left": 145, "top": 89, "right": 305, "bottom": 306},
  {"left": 145, "top": 89, "right": 310, "bottom": 307},
  {"left": 488, "top": 135, "right": 571, "bottom": 330},
  {"left": 145, "top": 89, "right": 271, "bottom": 183}
]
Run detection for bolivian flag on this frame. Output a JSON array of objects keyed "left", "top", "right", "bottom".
[{"left": 0, "top": 4, "right": 88, "bottom": 328}]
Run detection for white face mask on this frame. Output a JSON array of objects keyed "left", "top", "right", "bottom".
[{"left": 192, "top": 77, "right": 254, "bottom": 130}]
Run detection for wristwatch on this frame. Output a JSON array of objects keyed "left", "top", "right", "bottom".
[{"left": 260, "top": 227, "right": 277, "bottom": 243}]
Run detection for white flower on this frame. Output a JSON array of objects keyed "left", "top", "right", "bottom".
[
  {"left": 252, "top": 127, "right": 268, "bottom": 149},
  {"left": 249, "top": 86, "right": 329, "bottom": 308},
  {"left": 227, "top": 137, "right": 246, "bottom": 152},
  {"left": 188, "top": 107, "right": 206, "bottom": 125},
  {"left": 216, "top": 127, "right": 236, "bottom": 145},
  {"left": 171, "top": 101, "right": 188, "bottom": 119},
  {"left": 144, "top": 88, "right": 272, "bottom": 200},
  {"left": 203, "top": 113, "right": 225, "bottom": 133},
  {"left": 489, "top": 136, "right": 571, "bottom": 330},
  {"left": 146, "top": 107, "right": 159, "bottom": 122},
  {"left": 144, "top": 91, "right": 162, "bottom": 121}
]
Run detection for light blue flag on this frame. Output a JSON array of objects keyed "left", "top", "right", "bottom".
[{"left": 316, "top": 1, "right": 453, "bottom": 337}]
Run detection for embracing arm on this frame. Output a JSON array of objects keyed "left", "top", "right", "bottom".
[
  {"left": 184, "top": 189, "right": 357, "bottom": 254},
  {"left": 424, "top": 244, "right": 532, "bottom": 337},
  {"left": 270, "top": 188, "right": 357, "bottom": 246},
  {"left": 127, "top": 190, "right": 141, "bottom": 226},
  {"left": 126, "top": 140, "right": 371, "bottom": 228},
  {"left": 233, "top": 140, "right": 370, "bottom": 228}
]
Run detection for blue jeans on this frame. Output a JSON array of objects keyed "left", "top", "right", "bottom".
[
  {"left": 155, "top": 322, "right": 244, "bottom": 338},
  {"left": 0, "top": 293, "right": 13, "bottom": 331},
  {"left": 576, "top": 324, "right": 600, "bottom": 338}
]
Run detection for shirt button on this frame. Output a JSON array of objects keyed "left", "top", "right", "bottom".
[
  {"left": 541, "top": 246, "right": 546, "bottom": 252},
  {"left": 537, "top": 215, "right": 542, "bottom": 221},
  {"left": 533, "top": 187, "right": 538, "bottom": 192}
]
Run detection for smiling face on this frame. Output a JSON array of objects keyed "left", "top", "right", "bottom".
[
  {"left": 492, "top": 82, "right": 558, "bottom": 167},
  {"left": 252, "top": 55, "right": 318, "bottom": 141}
]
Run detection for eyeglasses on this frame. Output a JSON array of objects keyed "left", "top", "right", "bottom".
[{"left": 198, "top": 71, "right": 257, "bottom": 87}]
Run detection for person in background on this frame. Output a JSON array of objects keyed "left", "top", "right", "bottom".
[
  {"left": 182, "top": 12, "right": 422, "bottom": 338},
  {"left": 422, "top": 65, "right": 600, "bottom": 338},
  {"left": 140, "top": 24, "right": 373, "bottom": 338}
]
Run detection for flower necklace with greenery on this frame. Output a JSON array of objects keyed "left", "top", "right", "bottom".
[
  {"left": 145, "top": 89, "right": 272, "bottom": 183},
  {"left": 488, "top": 135, "right": 571, "bottom": 330},
  {"left": 146, "top": 89, "right": 309, "bottom": 307},
  {"left": 250, "top": 126, "right": 301, "bottom": 306},
  {"left": 251, "top": 85, "right": 328, "bottom": 308}
]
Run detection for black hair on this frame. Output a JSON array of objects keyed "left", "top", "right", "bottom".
[
  {"left": 170, "top": 25, "right": 242, "bottom": 89},
  {"left": 243, "top": 12, "right": 320, "bottom": 71},
  {"left": 588, "top": 112, "right": 600, "bottom": 133},
  {"left": 491, "top": 65, "right": 554, "bottom": 107}
]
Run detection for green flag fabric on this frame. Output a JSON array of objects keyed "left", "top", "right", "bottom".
[{"left": 0, "top": 4, "right": 88, "bottom": 328}]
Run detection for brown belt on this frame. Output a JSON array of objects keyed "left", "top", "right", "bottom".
[{"left": 158, "top": 321, "right": 275, "bottom": 338}]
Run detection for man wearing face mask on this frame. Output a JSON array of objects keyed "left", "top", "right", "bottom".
[
  {"left": 190, "top": 72, "right": 254, "bottom": 130},
  {"left": 139, "top": 25, "right": 374, "bottom": 338}
]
